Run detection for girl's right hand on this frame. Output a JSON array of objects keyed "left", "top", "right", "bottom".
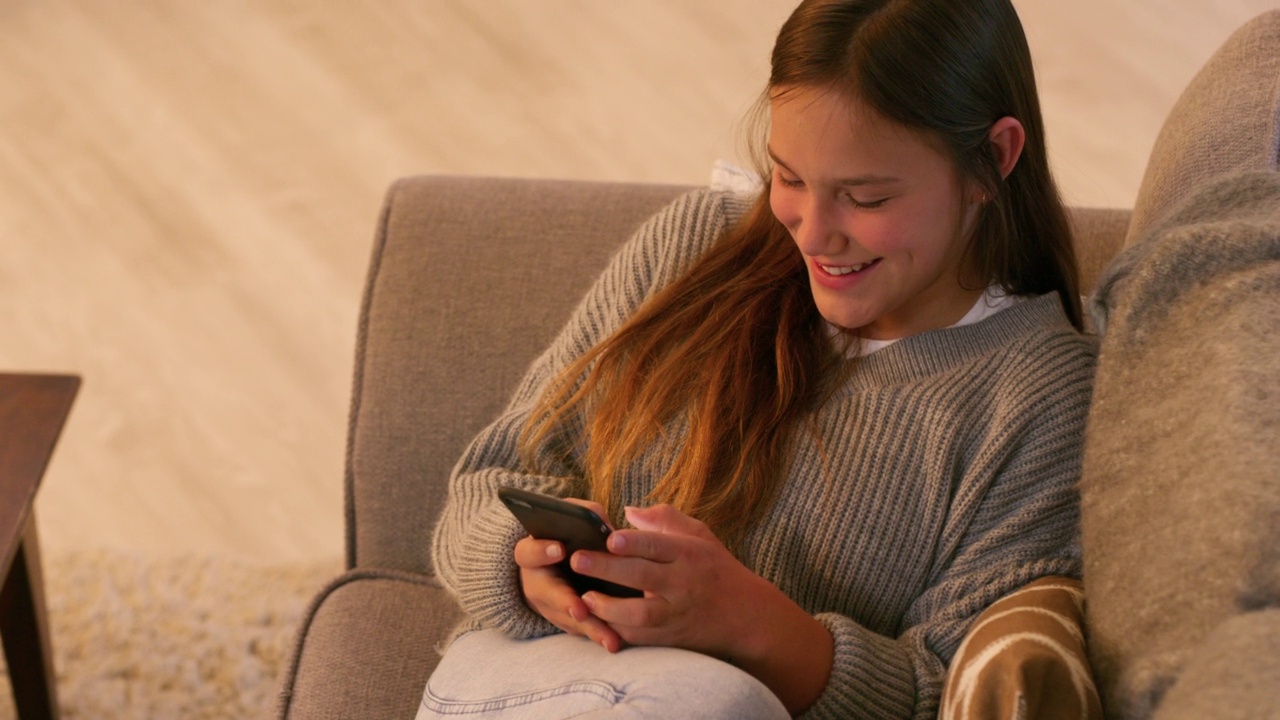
[{"left": 513, "top": 500, "right": 624, "bottom": 653}]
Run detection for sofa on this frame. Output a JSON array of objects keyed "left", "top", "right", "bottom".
[{"left": 276, "top": 10, "right": 1280, "bottom": 719}]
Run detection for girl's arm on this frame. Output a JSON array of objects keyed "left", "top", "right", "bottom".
[{"left": 430, "top": 189, "right": 740, "bottom": 639}]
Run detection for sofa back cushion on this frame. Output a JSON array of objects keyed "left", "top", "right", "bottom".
[
  {"left": 941, "top": 577, "right": 1102, "bottom": 720},
  {"left": 347, "top": 176, "right": 689, "bottom": 572}
]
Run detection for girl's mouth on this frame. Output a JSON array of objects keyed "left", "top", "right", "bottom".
[{"left": 818, "top": 258, "right": 881, "bottom": 276}]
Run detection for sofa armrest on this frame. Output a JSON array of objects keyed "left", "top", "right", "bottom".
[{"left": 276, "top": 569, "right": 464, "bottom": 720}]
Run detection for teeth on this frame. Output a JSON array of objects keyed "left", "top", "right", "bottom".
[{"left": 821, "top": 261, "right": 874, "bottom": 276}]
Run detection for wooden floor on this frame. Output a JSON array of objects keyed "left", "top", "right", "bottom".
[{"left": 2, "top": 1, "right": 1273, "bottom": 564}]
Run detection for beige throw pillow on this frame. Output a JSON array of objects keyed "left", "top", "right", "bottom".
[{"left": 941, "top": 576, "right": 1102, "bottom": 720}]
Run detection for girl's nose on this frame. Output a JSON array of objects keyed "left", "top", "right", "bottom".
[{"left": 792, "top": 203, "right": 845, "bottom": 257}]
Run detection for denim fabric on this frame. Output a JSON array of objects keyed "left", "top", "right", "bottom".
[{"left": 416, "top": 629, "right": 790, "bottom": 719}]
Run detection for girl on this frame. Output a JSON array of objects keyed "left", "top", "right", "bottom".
[{"left": 421, "top": 0, "right": 1094, "bottom": 717}]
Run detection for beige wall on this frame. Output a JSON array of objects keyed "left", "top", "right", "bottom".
[{"left": 2, "top": 1, "right": 1273, "bottom": 564}]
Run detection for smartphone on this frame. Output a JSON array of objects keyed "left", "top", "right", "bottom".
[{"left": 497, "top": 487, "right": 642, "bottom": 598}]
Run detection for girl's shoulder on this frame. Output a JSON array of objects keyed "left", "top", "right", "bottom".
[
  {"left": 636, "top": 187, "right": 754, "bottom": 248},
  {"left": 977, "top": 298, "right": 1098, "bottom": 413},
  {"left": 978, "top": 295, "right": 1097, "bottom": 374},
  {"left": 854, "top": 295, "right": 1096, "bottom": 392},
  {"left": 1001, "top": 297, "right": 1098, "bottom": 369},
  {"left": 625, "top": 187, "right": 757, "bottom": 290}
]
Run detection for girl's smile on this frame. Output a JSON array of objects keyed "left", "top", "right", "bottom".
[{"left": 810, "top": 257, "right": 882, "bottom": 287}]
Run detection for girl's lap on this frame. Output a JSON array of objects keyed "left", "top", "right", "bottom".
[{"left": 416, "top": 629, "right": 789, "bottom": 720}]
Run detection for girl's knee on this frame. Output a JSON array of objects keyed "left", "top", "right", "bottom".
[{"left": 614, "top": 649, "right": 790, "bottom": 719}]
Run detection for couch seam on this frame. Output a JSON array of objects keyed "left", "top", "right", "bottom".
[
  {"left": 1268, "top": 12, "right": 1280, "bottom": 169},
  {"left": 344, "top": 178, "right": 405, "bottom": 571}
]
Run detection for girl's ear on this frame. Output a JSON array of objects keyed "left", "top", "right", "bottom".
[{"left": 988, "top": 116, "right": 1025, "bottom": 180}]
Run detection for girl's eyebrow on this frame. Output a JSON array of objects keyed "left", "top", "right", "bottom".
[{"left": 767, "top": 147, "right": 901, "bottom": 187}]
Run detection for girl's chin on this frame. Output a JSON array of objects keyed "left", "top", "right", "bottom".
[{"left": 818, "top": 308, "right": 875, "bottom": 333}]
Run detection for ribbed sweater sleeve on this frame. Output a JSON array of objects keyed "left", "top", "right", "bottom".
[
  {"left": 430, "top": 189, "right": 741, "bottom": 639},
  {"left": 796, "top": 321, "right": 1096, "bottom": 719}
]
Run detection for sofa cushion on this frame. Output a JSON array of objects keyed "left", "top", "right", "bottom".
[
  {"left": 1067, "top": 207, "right": 1131, "bottom": 298},
  {"left": 940, "top": 577, "right": 1101, "bottom": 720},
  {"left": 276, "top": 570, "right": 463, "bottom": 720},
  {"left": 1125, "top": 10, "right": 1280, "bottom": 246}
]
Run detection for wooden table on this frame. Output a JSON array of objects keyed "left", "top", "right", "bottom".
[{"left": 1, "top": 374, "right": 79, "bottom": 720}]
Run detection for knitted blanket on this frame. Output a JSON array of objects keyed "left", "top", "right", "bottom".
[{"left": 1082, "top": 170, "right": 1280, "bottom": 720}]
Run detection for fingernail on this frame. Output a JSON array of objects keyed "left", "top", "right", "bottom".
[
  {"left": 581, "top": 593, "right": 596, "bottom": 610},
  {"left": 608, "top": 533, "right": 626, "bottom": 551},
  {"left": 547, "top": 544, "right": 563, "bottom": 560},
  {"left": 572, "top": 553, "right": 590, "bottom": 571}
]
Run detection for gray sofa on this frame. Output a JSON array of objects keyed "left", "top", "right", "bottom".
[{"left": 277, "top": 10, "right": 1280, "bottom": 719}]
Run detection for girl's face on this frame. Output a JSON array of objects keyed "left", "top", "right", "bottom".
[{"left": 768, "top": 86, "right": 984, "bottom": 339}]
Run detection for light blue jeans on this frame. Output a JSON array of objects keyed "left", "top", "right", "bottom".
[{"left": 415, "top": 628, "right": 791, "bottom": 719}]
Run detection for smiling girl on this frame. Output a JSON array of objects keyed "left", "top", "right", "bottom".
[{"left": 420, "top": 0, "right": 1094, "bottom": 718}]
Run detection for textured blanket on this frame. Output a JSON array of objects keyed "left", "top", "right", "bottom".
[{"left": 1082, "top": 170, "right": 1280, "bottom": 720}]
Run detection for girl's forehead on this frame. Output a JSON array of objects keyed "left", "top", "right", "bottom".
[{"left": 769, "top": 87, "right": 948, "bottom": 169}]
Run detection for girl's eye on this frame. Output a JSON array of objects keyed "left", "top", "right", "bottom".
[
  {"left": 847, "top": 195, "right": 888, "bottom": 209},
  {"left": 774, "top": 172, "right": 804, "bottom": 189}
]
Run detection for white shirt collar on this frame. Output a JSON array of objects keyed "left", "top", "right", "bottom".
[{"left": 848, "top": 287, "right": 1026, "bottom": 357}]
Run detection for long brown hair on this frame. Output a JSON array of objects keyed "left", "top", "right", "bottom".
[{"left": 523, "top": 0, "right": 1082, "bottom": 541}]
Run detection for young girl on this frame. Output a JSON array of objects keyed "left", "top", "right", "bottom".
[{"left": 420, "top": 0, "right": 1094, "bottom": 717}]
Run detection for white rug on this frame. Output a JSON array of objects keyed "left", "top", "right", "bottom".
[{"left": 0, "top": 550, "right": 341, "bottom": 720}]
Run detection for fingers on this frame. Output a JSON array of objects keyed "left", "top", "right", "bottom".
[
  {"left": 571, "top": 547, "right": 667, "bottom": 599},
  {"left": 582, "top": 590, "right": 664, "bottom": 629},
  {"left": 519, "top": 565, "right": 625, "bottom": 652},
  {"left": 624, "top": 504, "right": 715, "bottom": 540},
  {"left": 512, "top": 501, "right": 719, "bottom": 654},
  {"left": 579, "top": 615, "right": 624, "bottom": 653},
  {"left": 603, "top": 518, "right": 712, "bottom": 566},
  {"left": 516, "top": 542, "right": 627, "bottom": 653},
  {"left": 513, "top": 535, "right": 566, "bottom": 569}
]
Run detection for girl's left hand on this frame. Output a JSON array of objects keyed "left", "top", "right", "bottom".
[
  {"left": 573, "top": 503, "right": 835, "bottom": 715},
  {"left": 569, "top": 503, "right": 773, "bottom": 661}
]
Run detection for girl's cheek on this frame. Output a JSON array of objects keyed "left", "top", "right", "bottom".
[
  {"left": 769, "top": 189, "right": 799, "bottom": 230},
  {"left": 854, "top": 216, "right": 903, "bottom": 253}
]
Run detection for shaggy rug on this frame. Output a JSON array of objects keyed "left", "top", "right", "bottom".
[{"left": 0, "top": 550, "right": 342, "bottom": 719}]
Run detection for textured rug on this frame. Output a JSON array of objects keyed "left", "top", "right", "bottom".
[{"left": 0, "top": 550, "right": 341, "bottom": 719}]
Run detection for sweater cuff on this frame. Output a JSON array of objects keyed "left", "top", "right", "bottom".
[
  {"left": 450, "top": 502, "right": 560, "bottom": 639},
  {"left": 799, "top": 613, "right": 918, "bottom": 720}
]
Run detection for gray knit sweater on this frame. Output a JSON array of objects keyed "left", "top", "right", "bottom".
[{"left": 431, "top": 189, "right": 1097, "bottom": 720}]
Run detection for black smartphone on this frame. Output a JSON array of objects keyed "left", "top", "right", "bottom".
[{"left": 497, "top": 487, "right": 642, "bottom": 598}]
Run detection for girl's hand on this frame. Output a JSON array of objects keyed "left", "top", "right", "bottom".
[
  {"left": 568, "top": 504, "right": 766, "bottom": 657},
  {"left": 513, "top": 498, "right": 623, "bottom": 653},
  {"left": 570, "top": 503, "right": 833, "bottom": 715}
]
